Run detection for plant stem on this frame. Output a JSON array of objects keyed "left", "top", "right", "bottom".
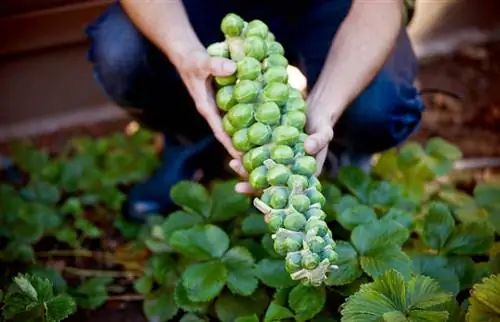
[
  {"left": 36, "top": 249, "right": 94, "bottom": 258},
  {"left": 63, "top": 266, "right": 140, "bottom": 278}
]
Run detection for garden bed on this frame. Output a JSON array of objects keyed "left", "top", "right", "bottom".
[{"left": 1, "top": 41, "right": 499, "bottom": 322}]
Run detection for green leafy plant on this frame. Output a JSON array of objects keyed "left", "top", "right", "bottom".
[{"left": 1, "top": 121, "right": 499, "bottom": 321}]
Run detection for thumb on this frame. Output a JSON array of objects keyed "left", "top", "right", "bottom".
[
  {"left": 304, "top": 126, "right": 333, "bottom": 155},
  {"left": 206, "top": 56, "right": 237, "bottom": 76}
]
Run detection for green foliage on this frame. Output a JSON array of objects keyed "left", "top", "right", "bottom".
[{"left": 1, "top": 127, "right": 499, "bottom": 321}]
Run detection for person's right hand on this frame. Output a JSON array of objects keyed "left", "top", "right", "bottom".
[{"left": 176, "top": 48, "right": 241, "bottom": 159}]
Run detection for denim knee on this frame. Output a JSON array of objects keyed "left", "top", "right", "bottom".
[
  {"left": 335, "top": 71, "right": 424, "bottom": 154},
  {"left": 85, "top": 3, "right": 150, "bottom": 107}
]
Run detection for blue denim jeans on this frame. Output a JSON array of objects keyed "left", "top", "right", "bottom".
[{"left": 86, "top": 0, "right": 423, "bottom": 166}]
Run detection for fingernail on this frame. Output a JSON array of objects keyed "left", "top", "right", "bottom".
[
  {"left": 222, "top": 61, "right": 236, "bottom": 74},
  {"left": 305, "top": 139, "right": 318, "bottom": 153},
  {"left": 235, "top": 183, "right": 244, "bottom": 193},
  {"left": 229, "top": 159, "right": 238, "bottom": 169}
]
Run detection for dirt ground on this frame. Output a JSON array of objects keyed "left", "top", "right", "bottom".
[{"left": 2, "top": 40, "right": 500, "bottom": 321}]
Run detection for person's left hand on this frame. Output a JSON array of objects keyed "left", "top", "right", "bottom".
[{"left": 229, "top": 98, "right": 335, "bottom": 195}]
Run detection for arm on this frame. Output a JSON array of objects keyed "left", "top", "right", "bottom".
[
  {"left": 120, "top": 0, "right": 203, "bottom": 68},
  {"left": 307, "top": 0, "right": 404, "bottom": 124}
]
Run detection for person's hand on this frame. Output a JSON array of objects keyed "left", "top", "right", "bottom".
[
  {"left": 177, "top": 48, "right": 242, "bottom": 159},
  {"left": 229, "top": 97, "right": 335, "bottom": 195}
]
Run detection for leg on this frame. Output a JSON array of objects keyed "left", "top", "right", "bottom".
[
  {"left": 85, "top": 2, "right": 226, "bottom": 221},
  {"left": 294, "top": 0, "right": 424, "bottom": 173}
]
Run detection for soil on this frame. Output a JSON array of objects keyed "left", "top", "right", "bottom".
[{"left": 2, "top": 40, "right": 500, "bottom": 321}]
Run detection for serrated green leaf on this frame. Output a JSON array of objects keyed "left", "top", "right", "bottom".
[
  {"left": 210, "top": 180, "right": 250, "bottom": 222},
  {"left": 241, "top": 213, "right": 269, "bottom": 235},
  {"left": 384, "top": 208, "right": 415, "bottom": 230},
  {"left": 69, "top": 276, "right": 112, "bottom": 309},
  {"left": 13, "top": 275, "right": 38, "bottom": 301},
  {"left": 337, "top": 205, "right": 377, "bottom": 230},
  {"left": 322, "top": 182, "right": 342, "bottom": 220},
  {"left": 161, "top": 210, "right": 204, "bottom": 240},
  {"left": 340, "top": 269, "right": 452, "bottom": 322},
  {"left": 182, "top": 260, "right": 227, "bottom": 303},
  {"left": 174, "top": 282, "right": 210, "bottom": 313},
  {"left": 170, "top": 224, "right": 230, "bottom": 260},
  {"left": 474, "top": 183, "right": 500, "bottom": 209},
  {"left": 148, "top": 254, "right": 177, "bottom": 286},
  {"left": 1, "top": 292, "right": 38, "bottom": 320},
  {"left": 222, "top": 246, "right": 258, "bottom": 296},
  {"left": 26, "top": 267, "right": 67, "bottom": 294},
  {"left": 264, "top": 302, "right": 294, "bottom": 322},
  {"left": 337, "top": 166, "right": 371, "bottom": 202},
  {"left": 44, "top": 294, "right": 77, "bottom": 322},
  {"left": 214, "top": 289, "right": 269, "bottom": 322},
  {"left": 0, "top": 241, "right": 35, "bottom": 262},
  {"left": 446, "top": 256, "right": 475, "bottom": 289},
  {"left": 351, "top": 218, "right": 410, "bottom": 254},
  {"left": 143, "top": 289, "right": 179, "bottom": 322},
  {"left": 410, "top": 254, "right": 460, "bottom": 295},
  {"left": 367, "top": 181, "right": 404, "bottom": 210},
  {"left": 382, "top": 311, "right": 408, "bottom": 321},
  {"left": 425, "top": 137, "right": 462, "bottom": 161},
  {"left": 360, "top": 245, "right": 412, "bottom": 279},
  {"left": 170, "top": 181, "right": 212, "bottom": 217},
  {"left": 422, "top": 202, "right": 454, "bottom": 251},
  {"left": 256, "top": 258, "right": 297, "bottom": 288},
  {"left": 289, "top": 284, "right": 326, "bottom": 322},
  {"left": 20, "top": 180, "right": 60, "bottom": 205},
  {"left": 236, "top": 238, "right": 268, "bottom": 261},
  {"left": 134, "top": 275, "right": 153, "bottom": 295},
  {"left": 443, "top": 222, "right": 494, "bottom": 255},
  {"left": 261, "top": 234, "right": 281, "bottom": 259},
  {"left": 235, "top": 314, "right": 260, "bottom": 322},
  {"left": 333, "top": 195, "right": 360, "bottom": 220},
  {"left": 326, "top": 241, "right": 362, "bottom": 286},
  {"left": 466, "top": 274, "right": 500, "bottom": 321}
]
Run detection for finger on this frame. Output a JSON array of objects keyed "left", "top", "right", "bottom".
[
  {"left": 314, "top": 146, "right": 328, "bottom": 177},
  {"left": 229, "top": 159, "right": 249, "bottom": 178},
  {"left": 203, "top": 56, "right": 236, "bottom": 77},
  {"left": 235, "top": 182, "right": 259, "bottom": 196},
  {"left": 192, "top": 82, "right": 242, "bottom": 159},
  {"left": 304, "top": 126, "right": 334, "bottom": 155}
]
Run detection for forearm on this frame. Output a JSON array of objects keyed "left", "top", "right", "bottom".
[
  {"left": 308, "top": 0, "right": 404, "bottom": 123},
  {"left": 120, "top": 0, "right": 203, "bottom": 68}
]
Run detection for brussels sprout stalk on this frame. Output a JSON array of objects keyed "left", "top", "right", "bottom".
[{"left": 208, "top": 13, "right": 339, "bottom": 287}]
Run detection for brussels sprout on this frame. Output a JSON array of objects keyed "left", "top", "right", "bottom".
[
  {"left": 305, "top": 208, "right": 326, "bottom": 221},
  {"left": 247, "top": 146, "right": 271, "bottom": 170},
  {"left": 292, "top": 156, "right": 317, "bottom": 177},
  {"left": 263, "top": 66, "right": 288, "bottom": 84},
  {"left": 284, "top": 97, "right": 307, "bottom": 112},
  {"left": 323, "top": 235, "right": 336, "bottom": 248},
  {"left": 255, "top": 102, "right": 281, "bottom": 125},
  {"left": 268, "top": 213, "right": 284, "bottom": 232},
  {"left": 266, "top": 41, "right": 285, "bottom": 56},
  {"left": 284, "top": 236, "right": 302, "bottom": 252},
  {"left": 232, "top": 128, "right": 253, "bottom": 152},
  {"left": 305, "top": 189, "right": 326, "bottom": 207},
  {"left": 248, "top": 122, "right": 272, "bottom": 145},
  {"left": 266, "top": 32, "right": 276, "bottom": 42},
  {"left": 233, "top": 80, "right": 260, "bottom": 103},
  {"left": 281, "top": 111, "right": 306, "bottom": 130},
  {"left": 269, "top": 186, "right": 290, "bottom": 209},
  {"left": 287, "top": 174, "right": 309, "bottom": 190},
  {"left": 320, "top": 248, "right": 338, "bottom": 262},
  {"left": 243, "top": 36, "right": 267, "bottom": 61},
  {"left": 215, "top": 86, "right": 236, "bottom": 111},
  {"left": 288, "top": 87, "right": 303, "bottom": 99},
  {"left": 308, "top": 176, "right": 322, "bottom": 191},
  {"left": 263, "top": 54, "right": 288, "bottom": 70},
  {"left": 283, "top": 211, "right": 307, "bottom": 231},
  {"left": 249, "top": 165, "right": 269, "bottom": 189},
  {"left": 272, "top": 125, "right": 300, "bottom": 146},
  {"left": 243, "top": 19, "right": 269, "bottom": 38},
  {"left": 221, "top": 13, "right": 245, "bottom": 36},
  {"left": 270, "top": 144, "right": 294, "bottom": 164},
  {"left": 307, "top": 236, "right": 326, "bottom": 253},
  {"left": 215, "top": 74, "right": 237, "bottom": 86},
  {"left": 267, "top": 164, "right": 291, "bottom": 186},
  {"left": 285, "top": 252, "right": 302, "bottom": 273},
  {"left": 228, "top": 103, "right": 254, "bottom": 129},
  {"left": 222, "top": 114, "right": 236, "bottom": 136},
  {"left": 263, "top": 82, "right": 289, "bottom": 106},
  {"left": 305, "top": 218, "right": 329, "bottom": 237},
  {"left": 301, "top": 252, "right": 320, "bottom": 270},
  {"left": 274, "top": 238, "right": 288, "bottom": 256},
  {"left": 290, "top": 195, "right": 311, "bottom": 213},
  {"left": 242, "top": 151, "right": 253, "bottom": 172},
  {"left": 207, "top": 42, "right": 229, "bottom": 57},
  {"left": 237, "top": 57, "right": 262, "bottom": 80}
]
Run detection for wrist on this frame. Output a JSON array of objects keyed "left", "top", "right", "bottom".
[{"left": 307, "top": 83, "right": 347, "bottom": 126}]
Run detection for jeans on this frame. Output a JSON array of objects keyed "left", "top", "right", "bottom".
[{"left": 85, "top": 0, "right": 424, "bottom": 166}]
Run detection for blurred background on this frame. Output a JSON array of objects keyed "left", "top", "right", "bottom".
[{"left": 0, "top": 0, "right": 499, "bottom": 165}]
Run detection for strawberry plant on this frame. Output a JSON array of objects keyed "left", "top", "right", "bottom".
[{"left": 0, "top": 125, "right": 498, "bottom": 321}]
